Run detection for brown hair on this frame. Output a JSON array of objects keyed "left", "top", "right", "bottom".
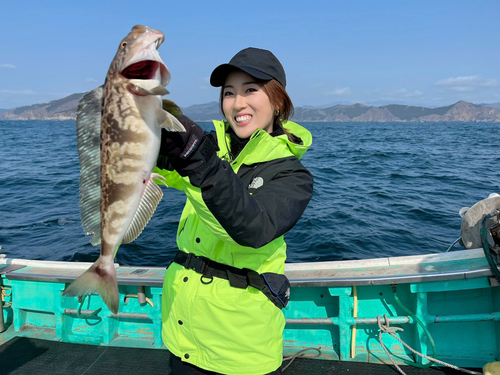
[{"left": 219, "top": 78, "right": 298, "bottom": 143}]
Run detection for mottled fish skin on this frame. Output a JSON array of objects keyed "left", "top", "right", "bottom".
[
  {"left": 100, "top": 75, "right": 160, "bottom": 257},
  {"left": 64, "top": 25, "right": 180, "bottom": 314}
]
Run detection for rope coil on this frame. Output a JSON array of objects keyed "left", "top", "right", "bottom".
[{"left": 377, "top": 314, "right": 482, "bottom": 375}]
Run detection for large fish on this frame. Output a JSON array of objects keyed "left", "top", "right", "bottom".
[{"left": 64, "top": 25, "right": 185, "bottom": 313}]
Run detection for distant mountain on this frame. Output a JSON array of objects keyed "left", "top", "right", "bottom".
[
  {"left": 0, "top": 109, "right": 10, "bottom": 114},
  {"left": 293, "top": 101, "right": 500, "bottom": 122},
  {"left": 0, "top": 93, "right": 85, "bottom": 120},
  {"left": 1, "top": 93, "right": 500, "bottom": 122},
  {"left": 180, "top": 101, "right": 500, "bottom": 122},
  {"left": 182, "top": 102, "right": 223, "bottom": 122},
  {"left": 479, "top": 102, "right": 500, "bottom": 110}
]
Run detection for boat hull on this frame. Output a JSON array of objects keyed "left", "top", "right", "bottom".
[{"left": 1, "top": 249, "right": 499, "bottom": 369}]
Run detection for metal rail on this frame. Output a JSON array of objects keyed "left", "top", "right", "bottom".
[
  {"left": 285, "top": 311, "right": 500, "bottom": 326},
  {"left": 63, "top": 309, "right": 152, "bottom": 320}
]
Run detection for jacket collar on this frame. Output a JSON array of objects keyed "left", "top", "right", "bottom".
[{"left": 213, "top": 120, "right": 312, "bottom": 165}]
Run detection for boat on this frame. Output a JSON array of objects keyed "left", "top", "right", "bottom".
[{"left": 1, "top": 197, "right": 499, "bottom": 374}]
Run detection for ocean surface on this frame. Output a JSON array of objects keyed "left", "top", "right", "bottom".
[{"left": 0, "top": 120, "right": 498, "bottom": 266}]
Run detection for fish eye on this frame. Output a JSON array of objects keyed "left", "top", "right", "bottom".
[{"left": 120, "top": 42, "right": 127, "bottom": 49}]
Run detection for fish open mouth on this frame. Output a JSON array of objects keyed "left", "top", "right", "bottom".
[{"left": 121, "top": 60, "right": 160, "bottom": 80}]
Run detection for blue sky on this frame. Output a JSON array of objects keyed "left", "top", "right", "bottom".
[{"left": 1, "top": 0, "right": 499, "bottom": 109}]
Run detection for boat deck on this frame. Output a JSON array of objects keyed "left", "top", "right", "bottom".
[{"left": 0, "top": 336, "right": 483, "bottom": 375}]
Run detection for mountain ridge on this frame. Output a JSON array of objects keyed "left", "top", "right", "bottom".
[{"left": 1, "top": 93, "right": 499, "bottom": 122}]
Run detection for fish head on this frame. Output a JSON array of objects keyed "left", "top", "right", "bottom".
[{"left": 111, "top": 25, "right": 170, "bottom": 88}]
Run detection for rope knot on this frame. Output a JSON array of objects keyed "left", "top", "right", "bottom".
[{"left": 378, "top": 314, "right": 404, "bottom": 336}]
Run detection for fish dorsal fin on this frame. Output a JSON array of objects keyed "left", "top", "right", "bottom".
[
  {"left": 121, "top": 174, "right": 166, "bottom": 244},
  {"left": 76, "top": 86, "right": 103, "bottom": 246}
]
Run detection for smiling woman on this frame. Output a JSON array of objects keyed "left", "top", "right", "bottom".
[{"left": 154, "top": 47, "right": 314, "bottom": 374}]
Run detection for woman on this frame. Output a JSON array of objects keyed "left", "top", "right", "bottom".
[{"left": 155, "top": 47, "right": 314, "bottom": 375}]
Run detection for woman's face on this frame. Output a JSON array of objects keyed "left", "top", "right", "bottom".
[{"left": 222, "top": 70, "right": 274, "bottom": 139}]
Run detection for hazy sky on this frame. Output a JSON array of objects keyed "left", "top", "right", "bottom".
[{"left": 1, "top": 0, "right": 499, "bottom": 109}]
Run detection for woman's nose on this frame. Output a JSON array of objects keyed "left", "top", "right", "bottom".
[{"left": 234, "top": 94, "right": 246, "bottom": 110}]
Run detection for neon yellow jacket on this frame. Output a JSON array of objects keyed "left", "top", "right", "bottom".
[{"left": 155, "top": 120, "right": 313, "bottom": 374}]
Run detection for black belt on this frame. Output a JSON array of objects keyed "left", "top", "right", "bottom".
[{"left": 173, "top": 251, "right": 289, "bottom": 309}]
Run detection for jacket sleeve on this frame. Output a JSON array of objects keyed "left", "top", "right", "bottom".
[{"left": 173, "top": 133, "right": 314, "bottom": 249}]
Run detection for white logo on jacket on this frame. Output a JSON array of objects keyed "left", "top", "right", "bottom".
[{"left": 248, "top": 177, "right": 264, "bottom": 189}]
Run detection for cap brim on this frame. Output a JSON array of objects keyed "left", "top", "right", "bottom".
[{"left": 210, "top": 64, "right": 274, "bottom": 87}]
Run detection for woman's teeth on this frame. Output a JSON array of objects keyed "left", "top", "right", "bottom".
[{"left": 235, "top": 115, "right": 251, "bottom": 123}]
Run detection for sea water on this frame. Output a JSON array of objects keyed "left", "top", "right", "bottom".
[{"left": 0, "top": 120, "right": 498, "bottom": 266}]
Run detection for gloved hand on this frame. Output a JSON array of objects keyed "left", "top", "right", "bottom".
[{"left": 158, "top": 99, "right": 205, "bottom": 170}]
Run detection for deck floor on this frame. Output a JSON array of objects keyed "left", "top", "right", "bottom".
[{"left": 0, "top": 337, "right": 483, "bottom": 375}]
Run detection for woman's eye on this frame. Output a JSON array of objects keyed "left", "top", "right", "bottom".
[
  {"left": 223, "top": 91, "right": 233, "bottom": 97},
  {"left": 246, "top": 87, "right": 257, "bottom": 93}
]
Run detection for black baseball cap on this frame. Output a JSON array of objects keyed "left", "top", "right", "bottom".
[{"left": 210, "top": 47, "right": 286, "bottom": 88}]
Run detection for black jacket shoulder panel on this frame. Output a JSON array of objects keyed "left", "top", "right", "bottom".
[{"left": 200, "top": 156, "right": 313, "bottom": 248}]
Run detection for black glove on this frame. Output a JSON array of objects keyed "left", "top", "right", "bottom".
[{"left": 158, "top": 100, "right": 205, "bottom": 171}]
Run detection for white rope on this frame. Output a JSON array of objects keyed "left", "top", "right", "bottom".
[
  {"left": 282, "top": 347, "right": 321, "bottom": 372},
  {"left": 378, "top": 315, "right": 408, "bottom": 375},
  {"left": 377, "top": 314, "right": 482, "bottom": 375}
]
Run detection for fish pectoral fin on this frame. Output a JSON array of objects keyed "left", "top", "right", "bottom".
[
  {"left": 127, "top": 83, "right": 169, "bottom": 96},
  {"left": 121, "top": 177, "right": 164, "bottom": 244},
  {"left": 76, "top": 86, "right": 103, "bottom": 246},
  {"left": 156, "top": 108, "right": 186, "bottom": 132},
  {"left": 162, "top": 99, "right": 183, "bottom": 117}
]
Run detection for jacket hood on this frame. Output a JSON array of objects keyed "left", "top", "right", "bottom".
[{"left": 281, "top": 120, "right": 312, "bottom": 159}]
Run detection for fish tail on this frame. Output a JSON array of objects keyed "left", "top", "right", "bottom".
[{"left": 63, "top": 256, "right": 119, "bottom": 314}]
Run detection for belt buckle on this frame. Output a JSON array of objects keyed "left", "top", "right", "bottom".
[{"left": 186, "top": 254, "right": 208, "bottom": 274}]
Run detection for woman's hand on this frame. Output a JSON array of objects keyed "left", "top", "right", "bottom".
[{"left": 159, "top": 99, "right": 205, "bottom": 170}]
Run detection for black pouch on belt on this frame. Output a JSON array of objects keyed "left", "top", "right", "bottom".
[{"left": 260, "top": 273, "right": 291, "bottom": 309}]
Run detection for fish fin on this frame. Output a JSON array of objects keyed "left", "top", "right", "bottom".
[
  {"left": 121, "top": 177, "right": 164, "bottom": 244},
  {"left": 127, "top": 83, "right": 169, "bottom": 96},
  {"left": 63, "top": 256, "right": 119, "bottom": 314},
  {"left": 76, "top": 87, "right": 103, "bottom": 246},
  {"left": 90, "top": 232, "right": 102, "bottom": 246},
  {"left": 152, "top": 172, "right": 168, "bottom": 188},
  {"left": 149, "top": 86, "right": 170, "bottom": 96},
  {"left": 162, "top": 99, "right": 183, "bottom": 117},
  {"left": 156, "top": 108, "right": 186, "bottom": 132}
]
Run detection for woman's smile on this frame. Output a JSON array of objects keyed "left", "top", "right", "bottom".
[{"left": 234, "top": 114, "right": 252, "bottom": 126}]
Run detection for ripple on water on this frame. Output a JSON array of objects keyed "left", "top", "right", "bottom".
[{"left": 1, "top": 120, "right": 498, "bottom": 264}]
